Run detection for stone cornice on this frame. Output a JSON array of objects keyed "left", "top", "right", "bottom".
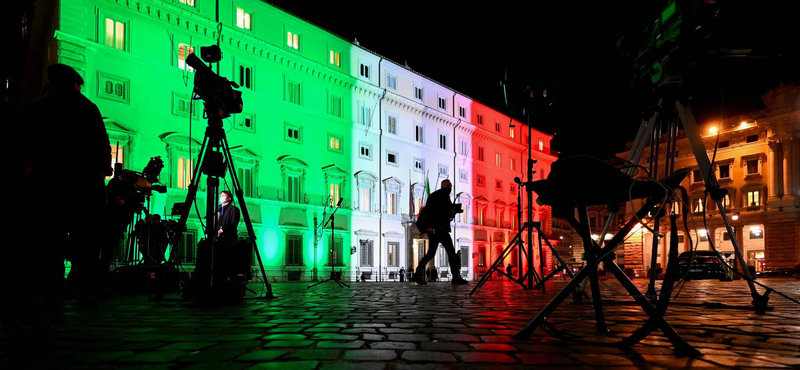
[{"left": 101, "top": 0, "right": 356, "bottom": 91}]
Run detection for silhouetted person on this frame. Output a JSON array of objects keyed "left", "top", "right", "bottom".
[
  {"left": 507, "top": 263, "right": 515, "bottom": 281},
  {"left": 216, "top": 190, "right": 240, "bottom": 243},
  {"left": 413, "top": 179, "right": 468, "bottom": 285},
  {"left": 18, "top": 63, "right": 111, "bottom": 299},
  {"left": 399, "top": 267, "right": 405, "bottom": 282}
]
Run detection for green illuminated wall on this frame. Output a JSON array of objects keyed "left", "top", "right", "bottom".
[{"left": 57, "top": 0, "right": 357, "bottom": 279}]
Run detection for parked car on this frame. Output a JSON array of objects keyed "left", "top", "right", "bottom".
[
  {"left": 674, "top": 250, "right": 733, "bottom": 282},
  {"left": 756, "top": 267, "right": 799, "bottom": 277}
]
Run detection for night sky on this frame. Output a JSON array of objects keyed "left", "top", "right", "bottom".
[{"left": 265, "top": 0, "right": 799, "bottom": 158}]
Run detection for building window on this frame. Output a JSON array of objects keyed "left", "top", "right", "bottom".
[
  {"left": 459, "top": 106, "right": 466, "bottom": 118},
  {"left": 234, "top": 113, "right": 255, "bottom": 133},
  {"left": 387, "top": 151, "right": 398, "bottom": 166},
  {"left": 171, "top": 92, "right": 198, "bottom": 118},
  {"left": 415, "top": 125, "right": 424, "bottom": 143},
  {"left": 718, "top": 164, "right": 731, "bottom": 179},
  {"left": 495, "top": 121, "right": 501, "bottom": 132},
  {"left": 329, "top": 183, "right": 340, "bottom": 206},
  {"left": 178, "top": 43, "right": 194, "bottom": 71},
  {"left": 746, "top": 134, "right": 759, "bottom": 143},
  {"left": 387, "top": 74, "right": 397, "bottom": 90},
  {"left": 359, "top": 142, "right": 372, "bottom": 160},
  {"left": 438, "top": 165, "right": 448, "bottom": 178},
  {"left": 387, "top": 192, "right": 399, "bottom": 215},
  {"left": 360, "top": 239, "right": 374, "bottom": 266},
  {"left": 510, "top": 184, "right": 517, "bottom": 194},
  {"left": 237, "top": 165, "right": 255, "bottom": 197},
  {"left": 329, "top": 50, "right": 340, "bottom": 66},
  {"left": 460, "top": 140, "right": 468, "bottom": 156},
  {"left": 286, "top": 80, "right": 300, "bottom": 105},
  {"left": 438, "top": 247, "right": 449, "bottom": 267},
  {"left": 477, "top": 146, "right": 484, "bottom": 161},
  {"left": 459, "top": 170, "right": 468, "bottom": 183},
  {"left": 692, "top": 169, "right": 703, "bottom": 183},
  {"left": 176, "top": 156, "right": 194, "bottom": 190},
  {"left": 107, "top": 143, "right": 125, "bottom": 181},
  {"left": 286, "top": 31, "right": 300, "bottom": 49},
  {"left": 286, "top": 235, "right": 302, "bottom": 266},
  {"left": 388, "top": 242, "right": 399, "bottom": 267},
  {"left": 438, "top": 133, "right": 447, "bottom": 150},
  {"left": 438, "top": 97, "right": 447, "bottom": 110},
  {"left": 414, "top": 86, "right": 423, "bottom": 100},
  {"left": 236, "top": 8, "right": 251, "bottom": 30},
  {"left": 98, "top": 72, "right": 129, "bottom": 104},
  {"left": 693, "top": 198, "right": 704, "bottom": 213},
  {"left": 327, "top": 236, "right": 344, "bottom": 266},
  {"left": 286, "top": 175, "right": 301, "bottom": 203},
  {"left": 414, "top": 158, "right": 424, "bottom": 172},
  {"left": 103, "top": 17, "right": 127, "bottom": 51},
  {"left": 359, "top": 63, "right": 370, "bottom": 79},
  {"left": 538, "top": 140, "right": 544, "bottom": 151},
  {"left": 284, "top": 123, "right": 302, "bottom": 144},
  {"left": 721, "top": 193, "right": 731, "bottom": 209},
  {"left": 510, "top": 128, "right": 515, "bottom": 139},
  {"left": 237, "top": 64, "right": 253, "bottom": 90},
  {"left": 460, "top": 246, "right": 469, "bottom": 266},
  {"left": 178, "top": 0, "right": 195, "bottom": 6},
  {"left": 356, "top": 171, "right": 377, "bottom": 212},
  {"left": 719, "top": 140, "right": 730, "bottom": 148},
  {"left": 328, "top": 133, "right": 342, "bottom": 153},
  {"left": 477, "top": 175, "right": 486, "bottom": 187},
  {"left": 495, "top": 153, "right": 501, "bottom": 167},
  {"left": 387, "top": 115, "right": 397, "bottom": 134},
  {"left": 496, "top": 207, "right": 505, "bottom": 226},
  {"left": 495, "top": 179, "right": 503, "bottom": 191},
  {"left": 746, "top": 190, "right": 760, "bottom": 207},
  {"left": 749, "top": 226, "right": 763, "bottom": 239},
  {"left": 510, "top": 158, "right": 516, "bottom": 171},
  {"left": 476, "top": 114, "right": 483, "bottom": 125},
  {"left": 478, "top": 246, "right": 486, "bottom": 267},
  {"left": 360, "top": 105, "right": 371, "bottom": 126},
  {"left": 745, "top": 159, "right": 760, "bottom": 175},
  {"left": 328, "top": 94, "right": 342, "bottom": 118}
]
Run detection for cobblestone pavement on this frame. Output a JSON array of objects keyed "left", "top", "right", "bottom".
[{"left": 2, "top": 278, "right": 799, "bottom": 369}]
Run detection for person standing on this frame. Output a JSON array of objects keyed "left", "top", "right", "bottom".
[
  {"left": 17, "top": 64, "right": 112, "bottom": 299},
  {"left": 216, "top": 190, "right": 240, "bottom": 243},
  {"left": 399, "top": 267, "right": 405, "bottom": 282},
  {"left": 412, "top": 179, "right": 468, "bottom": 285}
]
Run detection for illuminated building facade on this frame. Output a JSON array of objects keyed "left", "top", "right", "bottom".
[
  {"left": 38, "top": 0, "right": 555, "bottom": 281},
  {"left": 618, "top": 85, "right": 800, "bottom": 275}
]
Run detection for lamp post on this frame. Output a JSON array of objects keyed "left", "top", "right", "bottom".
[{"left": 731, "top": 212, "right": 740, "bottom": 278}]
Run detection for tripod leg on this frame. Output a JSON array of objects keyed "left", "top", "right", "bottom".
[
  {"left": 676, "top": 102, "right": 763, "bottom": 307},
  {"left": 577, "top": 201, "right": 608, "bottom": 334},
  {"left": 514, "top": 266, "right": 591, "bottom": 339},
  {"left": 469, "top": 231, "right": 523, "bottom": 295}
]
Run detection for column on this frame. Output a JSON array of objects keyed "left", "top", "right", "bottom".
[
  {"left": 783, "top": 138, "right": 796, "bottom": 200},
  {"left": 767, "top": 141, "right": 781, "bottom": 201}
]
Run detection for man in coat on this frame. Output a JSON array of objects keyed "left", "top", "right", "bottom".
[
  {"left": 413, "top": 179, "right": 468, "bottom": 285},
  {"left": 217, "top": 190, "right": 240, "bottom": 243}
]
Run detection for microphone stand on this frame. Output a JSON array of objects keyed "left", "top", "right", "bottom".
[{"left": 308, "top": 198, "right": 349, "bottom": 289}]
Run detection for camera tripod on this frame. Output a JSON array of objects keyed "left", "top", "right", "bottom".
[
  {"left": 308, "top": 198, "right": 349, "bottom": 289},
  {"left": 172, "top": 102, "right": 274, "bottom": 300}
]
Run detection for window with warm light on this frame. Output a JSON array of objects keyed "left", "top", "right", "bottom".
[
  {"left": 104, "top": 17, "right": 126, "bottom": 51},
  {"left": 179, "top": 0, "right": 195, "bottom": 6},
  {"left": 106, "top": 144, "right": 124, "bottom": 181},
  {"left": 328, "top": 134, "right": 342, "bottom": 153},
  {"left": 236, "top": 8, "right": 251, "bottom": 30},
  {"left": 329, "top": 50, "right": 340, "bottom": 66},
  {"left": 329, "top": 183, "right": 340, "bottom": 206},
  {"left": 178, "top": 43, "right": 194, "bottom": 71},
  {"left": 495, "top": 153, "right": 501, "bottom": 167},
  {"left": 287, "top": 32, "right": 299, "bottom": 49},
  {"left": 693, "top": 198, "right": 704, "bottom": 213},
  {"left": 177, "top": 156, "right": 194, "bottom": 190},
  {"left": 746, "top": 190, "right": 760, "bottom": 207},
  {"left": 538, "top": 140, "right": 544, "bottom": 151},
  {"left": 510, "top": 128, "right": 515, "bottom": 138},
  {"left": 510, "top": 158, "right": 515, "bottom": 171}
]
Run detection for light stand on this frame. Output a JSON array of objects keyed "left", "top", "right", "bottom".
[{"left": 308, "top": 198, "right": 349, "bottom": 289}]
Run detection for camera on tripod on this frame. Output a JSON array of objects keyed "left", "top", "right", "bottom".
[{"left": 185, "top": 45, "right": 243, "bottom": 119}]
